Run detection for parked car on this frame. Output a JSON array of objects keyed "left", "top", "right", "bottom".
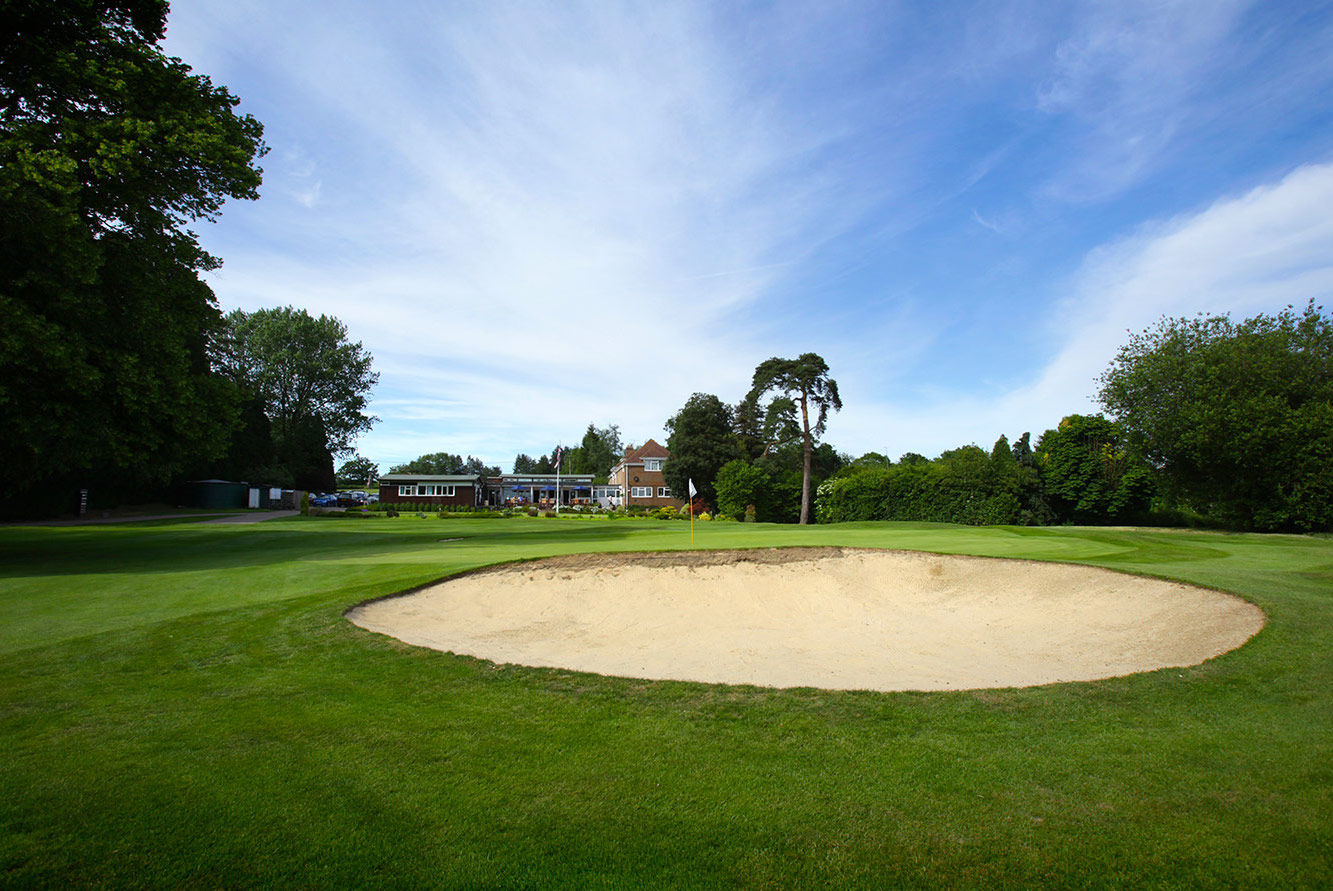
[
  {"left": 336, "top": 492, "right": 366, "bottom": 507},
  {"left": 309, "top": 493, "right": 337, "bottom": 507}
]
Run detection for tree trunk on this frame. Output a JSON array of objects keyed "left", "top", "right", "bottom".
[{"left": 799, "top": 391, "right": 812, "bottom": 524}]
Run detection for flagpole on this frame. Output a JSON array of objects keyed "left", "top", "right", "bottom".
[
  {"left": 688, "top": 478, "right": 696, "bottom": 547},
  {"left": 555, "top": 446, "right": 561, "bottom": 515}
]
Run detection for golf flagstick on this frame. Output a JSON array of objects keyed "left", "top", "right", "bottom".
[{"left": 688, "top": 478, "right": 698, "bottom": 547}]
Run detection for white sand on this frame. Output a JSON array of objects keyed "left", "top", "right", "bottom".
[{"left": 347, "top": 548, "right": 1265, "bottom": 692}]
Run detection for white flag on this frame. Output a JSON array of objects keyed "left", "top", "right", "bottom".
[{"left": 688, "top": 479, "right": 697, "bottom": 498}]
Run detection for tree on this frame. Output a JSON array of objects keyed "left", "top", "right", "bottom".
[
  {"left": 746, "top": 353, "right": 842, "bottom": 524},
  {"left": 571, "top": 424, "right": 622, "bottom": 477},
  {"left": 391, "top": 453, "right": 497, "bottom": 476},
  {"left": 513, "top": 453, "right": 537, "bottom": 473},
  {"left": 714, "top": 459, "right": 773, "bottom": 520},
  {"left": 852, "top": 452, "right": 892, "bottom": 469},
  {"left": 215, "top": 307, "right": 379, "bottom": 458},
  {"left": 1098, "top": 302, "right": 1332, "bottom": 530},
  {"left": 336, "top": 456, "right": 379, "bottom": 489},
  {"left": 663, "top": 393, "right": 737, "bottom": 508},
  {"left": 1034, "top": 415, "right": 1154, "bottom": 524},
  {"left": 0, "top": 0, "right": 266, "bottom": 505}
]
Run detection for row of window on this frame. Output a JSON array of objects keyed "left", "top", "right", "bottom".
[
  {"left": 629, "top": 486, "right": 674, "bottom": 499},
  {"left": 398, "top": 484, "right": 456, "bottom": 497}
]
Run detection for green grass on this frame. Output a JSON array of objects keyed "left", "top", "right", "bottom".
[{"left": 1, "top": 516, "right": 1330, "bottom": 888}]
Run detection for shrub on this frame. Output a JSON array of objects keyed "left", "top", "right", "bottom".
[
  {"left": 744, "top": 504, "right": 756, "bottom": 523},
  {"left": 300, "top": 492, "right": 310, "bottom": 515},
  {"left": 698, "top": 511, "right": 711, "bottom": 521}
]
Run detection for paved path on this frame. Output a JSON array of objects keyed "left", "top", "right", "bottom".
[{"left": 8, "top": 510, "right": 300, "bottom": 527}]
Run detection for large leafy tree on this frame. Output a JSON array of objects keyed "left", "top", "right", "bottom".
[
  {"left": 336, "top": 455, "right": 379, "bottom": 489},
  {"left": 1034, "top": 415, "right": 1154, "bottom": 524},
  {"left": 1098, "top": 302, "right": 1332, "bottom": 531},
  {"left": 390, "top": 453, "right": 497, "bottom": 476},
  {"left": 215, "top": 307, "right": 379, "bottom": 458},
  {"left": 663, "top": 393, "right": 737, "bottom": 508},
  {"left": 747, "top": 353, "right": 842, "bottom": 524},
  {"left": 0, "top": 0, "right": 266, "bottom": 503}
]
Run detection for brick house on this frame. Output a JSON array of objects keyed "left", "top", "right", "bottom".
[
  {"left": 378, "top": 473, "right": 483, "bottom": 507},
  {"left": 608, "top": 439, "right": 685, "bottom": 509}
]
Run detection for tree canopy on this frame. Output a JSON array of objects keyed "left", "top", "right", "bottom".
[
  {"left": 1034, "top": 415, "right": 1154, "bottom": 523},
  {"left": 215, "top": 307, "right": 378, "bottom": 458},
  {"left": 747, "top": 353, "right": 842, "bottom": 524},
  {"left": 336, "top": 456, "right": 379, "bottom": 489},
  {"left": 1098, "top": 301, "right": 1332, "bottom": 531},
  {"left": 390, "top": 453, "right": 498, "bottom": 476},
  {"left": 1, "top": 0, "right": 266, "bottom": 505},
  {"left": 664, "top": 393, "right": 737, "bottom": 508}
]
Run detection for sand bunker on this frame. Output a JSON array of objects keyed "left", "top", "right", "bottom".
[{"left": 348, "top": 548, "right": 1264, "bottom": 692}]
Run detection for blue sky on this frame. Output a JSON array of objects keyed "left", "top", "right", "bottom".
[{"left": 163, "top": 0, "right": 1333, "bottom": 470}]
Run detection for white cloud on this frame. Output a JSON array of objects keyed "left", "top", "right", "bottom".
[{"left": 835, "top": 162, "right": 1333, "bottom": 458}]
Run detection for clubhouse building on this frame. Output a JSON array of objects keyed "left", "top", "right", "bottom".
[{"left": 377, "top": 439, "right": 685, "bottom": 510}]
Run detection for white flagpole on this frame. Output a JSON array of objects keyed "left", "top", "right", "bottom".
[{"left": 555, "top": 446, "right": 561, "bottom": 515}]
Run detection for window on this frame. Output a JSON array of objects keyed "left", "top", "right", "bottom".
[
  {"left": 630, "top": 486, "right": 652, "bottom": 498},
  {"left": 657, "top": 487, "right": 672, "bottom": 498},
  {"left": 644, "top": 459, "right": 663, "bottom": 472},
  {"left": 399, "top": 484, "right": 455, "bottom": 497}
]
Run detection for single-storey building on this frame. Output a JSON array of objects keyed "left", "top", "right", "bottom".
[
  {"left": 484, "top": 474, "right": 597, "bottom": 508},
  {"left": 378, "top": 473, "right": 484, "bottom": 507}
]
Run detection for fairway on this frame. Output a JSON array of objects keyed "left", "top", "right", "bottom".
[{"left": 2, "top": 517, "right": 1331, "bottom": 887}]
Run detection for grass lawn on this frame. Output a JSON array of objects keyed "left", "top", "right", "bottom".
[{"left": 1, "top": 516, "right": 1330, "bottom": 887}]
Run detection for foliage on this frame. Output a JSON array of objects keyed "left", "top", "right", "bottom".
[
  {"left": 1034, "top": 415, "right": 1154, "bottom": 524},
  {"left": 512, "top": 453, "right": 537, "bottom": 473},
  {"left": 390, "top": 453, "right": 497, "bottom": 476},
  {"left": 1098, "top": 301, "right": 1333, "bottom": 531},
  {"left": 851, "top": 452, "right": 892, "bottom": 469},
  {"left": 0, "top": 0, "right": 266, "bottom": 503},
  {"left": 747, "top": 353, "right": 842, "bottom": 524},
  {"left": 336, "top": 455, "right": 379, "bottom": 489},
  {"left": 818, "top": 437, "right": 1038, "bottom": 526},
  {"left": 567, "top": 424, "right": 622, "bottom": 476},
  {"left": 714, "top": 460, "right": 772, "bottom": 522},
  {"left": 664, "top": 393, "right": 737, "bottom": 509},
  {"left": 214, "top": 306, "right": 378, "bottom": 459}
]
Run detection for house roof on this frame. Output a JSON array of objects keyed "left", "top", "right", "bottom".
[{"left": 624, "top": 439, "right": 670, "bottom": 462}]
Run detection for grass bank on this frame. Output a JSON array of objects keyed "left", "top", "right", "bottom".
[{"left": 1, "top": 517, "right": 1330, "bottom": 887}]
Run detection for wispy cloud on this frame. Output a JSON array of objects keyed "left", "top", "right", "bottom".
[
  {"left": 1034, "top": 0, "right": 1252, "bottom": 200},
  {"left": 162, "top": 1, "right": 1333, "bottom": 468},
  {"left": 833, "top": 162, "right": 1333, "bottom": 457}
]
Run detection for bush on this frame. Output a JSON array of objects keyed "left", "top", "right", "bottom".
[{"left": 651, "top": 506, "right": 678, "bottom": 521}]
